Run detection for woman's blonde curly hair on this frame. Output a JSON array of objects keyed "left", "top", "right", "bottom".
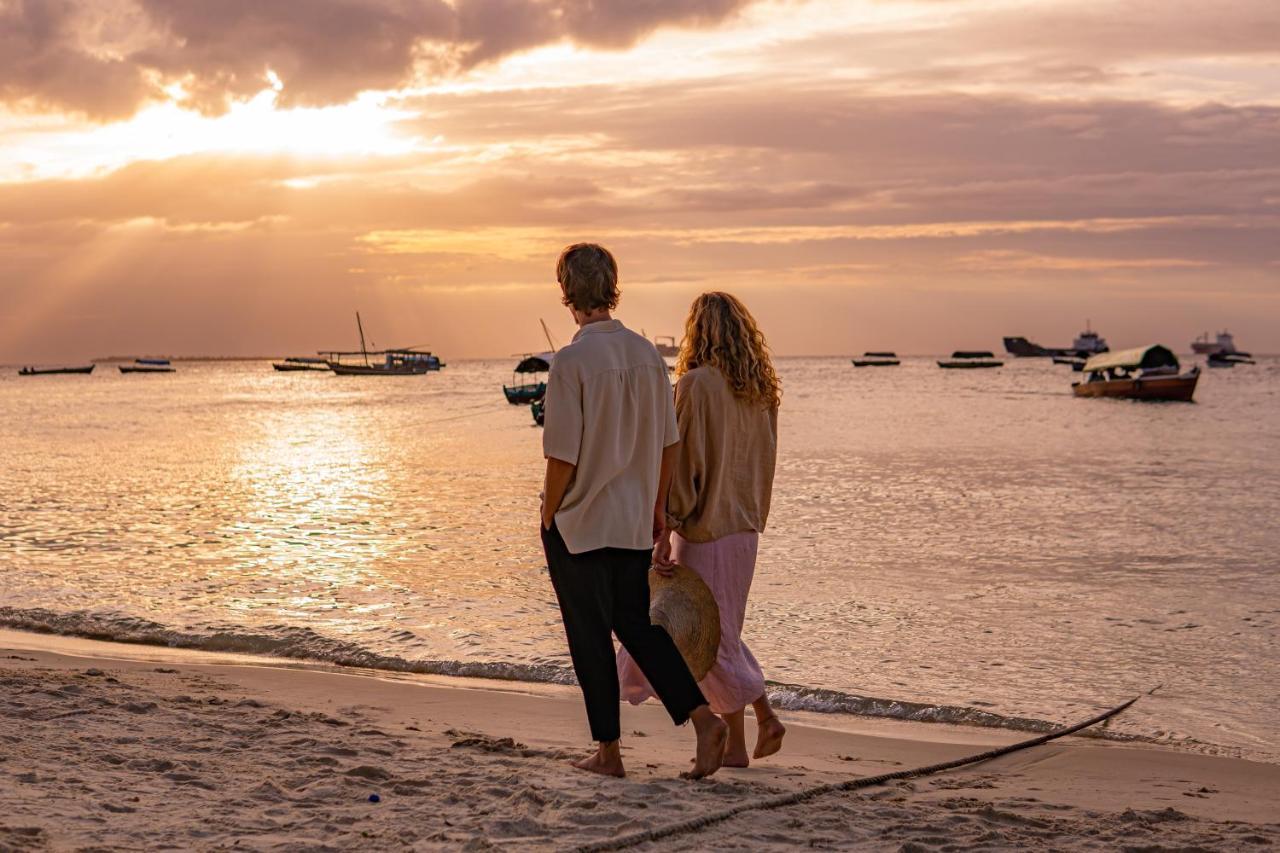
[{"left": 676, "top": 292, "right": 781, "bottom": 409}]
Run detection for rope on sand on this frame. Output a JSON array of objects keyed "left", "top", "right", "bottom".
[{"left": 573, "top": 691, "right": 1152, "bottom": 853}]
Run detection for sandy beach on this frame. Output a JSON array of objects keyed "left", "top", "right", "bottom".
[{"left": 2, "top": 629, "right": 1276, "bottom": 851}]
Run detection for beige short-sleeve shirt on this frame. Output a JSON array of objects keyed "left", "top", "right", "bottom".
[{"left": 542, "top": 319, "right": 679, "bottom": 554}]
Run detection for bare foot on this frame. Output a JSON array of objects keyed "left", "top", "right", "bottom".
[
  {"left": 571, "top": 742, "right": 626, "bottom": 778},
  {"left": 683, "top": 707, "right": 727, "bottom": 779},
  {"left": 722, "top": 741, "right": 750, "bottom": 768},
  {"left": 753, "top": 715, "right": 786, "bottom": 760}
]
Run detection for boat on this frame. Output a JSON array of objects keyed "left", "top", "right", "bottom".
[
  {"left": 653, "top": 336, "right": 679, "bottom": 358},
  {"left": 18, "top": 365, "right": 95, "bottom": 376},
  {"left": 1052, "top": 355, "right": 1087, "bottom": 369},
  {"left": 504, "top": 352, "right": 552, "bottom": 404},
  {"left": 1072, "top": 345, "right": 1199, "bottom": 401},
  {"left": 120, "top": 358, "right": 174, "bottom": 374},
  {"left": 642, "top": 331, "right": 679, "bottom": 358},
  {"left": 851, "top": 351, "right": 900, "bottom": 367},
  {"left": 1208, "top": 352, "right": 1255, "bottom": 368},
  {"left": 1004, "top": 321, "right": 1109, "bottom": 358},
  {"left": 1004, "top": 336, "right": 1054, "bottom": 357},
  {"left": 327, "top": 351, "right": 436, "bottom": 376},
  {"left": 1192, "top": 330, "right": 1250, "bottom": 358},
  {"left": 938, "top": 351, "right": 1003, "bottom": 369},
  {"left": 272, "top": 357, "right": 329, "bottom": 372},
  {"left": 323, "top": 313, "right": 440, "bottom": 376},
  {"left": 531, "top": 400, "right": 545, "bottom": 426},
  {"left": 1071, "top": 322, "right": 1108, "bottom": 356}
]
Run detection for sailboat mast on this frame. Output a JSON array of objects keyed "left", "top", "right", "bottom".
[
  {"left": 356, "top": 312, "right": 369, "bottom": 366},
  {"left": 540, "top": 318, "right": 558, "bottom": 353}
]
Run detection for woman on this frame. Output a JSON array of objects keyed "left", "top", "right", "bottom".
[{"left": 617, "top": 291, "right": 785, "bottom": 767}]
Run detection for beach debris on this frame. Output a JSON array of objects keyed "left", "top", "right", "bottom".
[
  {"left": 368, "top": 793, "right": 381, "bottom": 803},
  {"left": 84, "top": 668, "right": 104, "bottom": 676}
]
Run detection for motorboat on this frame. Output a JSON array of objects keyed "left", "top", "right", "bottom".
[
  {"left": 1208, "top": 352, "right": 1255, "bottom": 368},
  {"left": 273, "top": 357, "right": 329, "bottom": 372},
  {"left": 938, "top": 351, "right": 1003, "bottom": 369},
  {"left": 504, "top": 352, "right": 552, "bottom": 404},
  {"left": 1052, "top": 355, "right": 1087, "bottom": 370},
  {"left": 1072, "top": 345, "right": 1198, "bottom": 401},
  {"left": 851, "top": 351, "right": 900, "bottom": 367},
  {"left": 18, "top": 365, "right": 95, "bottom": 376},
  {"left": 120, "top": 358, "right": 174, "bottom": 374}
]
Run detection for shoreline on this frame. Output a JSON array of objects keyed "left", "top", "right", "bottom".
[
  {"left": 0, "top": 618, "right": 1265, "bottom": 764},
  {"left": 3, "top": 629, "right": 1277, "bottom": 850}
]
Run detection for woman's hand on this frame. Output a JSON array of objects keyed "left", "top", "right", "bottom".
[{"left": 652, "top": 530, "right": 675, "bottom": 575}]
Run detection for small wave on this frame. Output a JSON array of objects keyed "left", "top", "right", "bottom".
[
  {"left": 0, "top": 606, "right": 576, "bottom": 686},
  {"left": 0, "top": 606, "right": 1141, "bottom": 743},
  {"left": 764, "top": 683, "right": 1142, "bottom": 742}
]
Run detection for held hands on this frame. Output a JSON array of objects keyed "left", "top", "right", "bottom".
[{"left": 652, "top": 513, "right": 675, "bottom": 576}]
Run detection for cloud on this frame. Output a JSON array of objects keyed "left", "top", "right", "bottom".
[{"left": 0, "top": 0, "right": 757, "bottom": 119}]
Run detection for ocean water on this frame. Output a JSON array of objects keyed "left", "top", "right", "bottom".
[{"left": 1, "top": 357, "right": 1277, "bottom": 761}]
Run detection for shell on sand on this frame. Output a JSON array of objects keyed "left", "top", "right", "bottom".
[{"left": 648, "top": 564, "right": 721, "bottom": 681}]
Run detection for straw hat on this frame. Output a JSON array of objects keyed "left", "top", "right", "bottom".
[{"left": 649, "top": 564, "right": 721, "bottom": 681}]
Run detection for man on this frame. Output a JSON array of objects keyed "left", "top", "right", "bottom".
[{"left": 540, "top": 242, "right": 727, "bottom": 779}]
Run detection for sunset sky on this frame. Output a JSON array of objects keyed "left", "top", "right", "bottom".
[{"left": 2, "top": 0, "right": 1277, "bottom": 360}]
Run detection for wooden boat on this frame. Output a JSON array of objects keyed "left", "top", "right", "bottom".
[
  {"left": 18, "top": 365, "right": 94, "bottom": 376},
  {"left": 323, "top": 313, "right": 439, "bottom": 376},
  {"left": 504, "top": 352, "right": 552, "bottom": 405},
  {"left": 851, "top": 351, "right": 900, "bottom": 367},
  {"left": 120, "top": 358, "right": 174, "bottom": 374},
  {"left": 273, "top": 357, "right": 329, "bottom": 372},
  {"left": 938, "top": 351, "right": 1003, "bottom": 369},
  {"left": 1072, "top": 345, "right": 1199, "bottom": 401}
]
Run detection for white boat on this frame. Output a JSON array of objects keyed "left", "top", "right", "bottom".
[
  {"left": 1072, "top": 321, "right": 1108, "bottom": 355},
  {"left": 1192, "top": 330, "right": 1250, "bottom": 357}
]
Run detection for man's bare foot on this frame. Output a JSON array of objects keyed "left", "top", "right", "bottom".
[
  {"left": 753, "top": 715, "right": 786, "bottom": 760},
  {"left": 683, "top": 706, "right": 727, "bottom": 779},
  {"left": 571, "top": 741, "right": 625, "bottom": 778}
]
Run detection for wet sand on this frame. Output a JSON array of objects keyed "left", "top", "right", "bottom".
[{"left": 1, "top": 631, "right": 1277, "bottom": 851}]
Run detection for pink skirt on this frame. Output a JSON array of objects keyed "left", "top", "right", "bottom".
[{"left": 618, "top": 530, "right": 766, "bottom": 715}]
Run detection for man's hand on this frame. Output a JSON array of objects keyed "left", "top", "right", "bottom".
[{"left": 543, "top": 458, "right": 576, "bottom": 532}]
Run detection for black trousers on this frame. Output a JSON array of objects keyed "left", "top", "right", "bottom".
[{"left": 541, "top": 521, "right": 706, "bottom": 743}]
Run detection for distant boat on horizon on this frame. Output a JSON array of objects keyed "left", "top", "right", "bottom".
[
  {"left": 1005, "top": 321, "right": 1109, "bottom": 358},
  {"left": 642, "top": 331, "right": 679, "bottom": 358},
  {"left": 120, "top": 358, "right": 174, "bottom": 374},
  {"left": 938, "top": 351, "right": 1003, "bottom": 369},
  {"left": 851, "top": 351, "right": 900, "bottom": 367},
  {"left": 322, "top": 313, "right": 443, "bottom": 376},
  {"left": 1192, "top": 330, "right": 1250, "bottom": 358},
  {"left": 272, "top": 357, "right": 329, "bottom": 372},
  {"left": 18, "top": 364, "right": 95, "bottom": 376}
]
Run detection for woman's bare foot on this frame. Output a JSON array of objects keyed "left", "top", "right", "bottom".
[
  {"left": 721, "top": 709, "right": 750, "bottom": 767},
  {"left": 683, "top": 706, "right": 727, "bottom": 779},
  {"left": 752, "top": 715, "right": 786, "bottom": 760},
  {"left": 572, "top": 741, "right": 626, "bottom": 778},
  {"left": 722, "top": 741, "right": 750, "bottom": 768}
]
